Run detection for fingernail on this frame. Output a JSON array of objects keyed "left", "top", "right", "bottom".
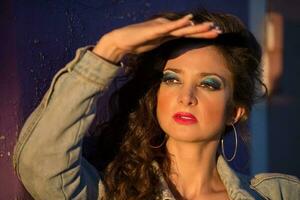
[
  {"left": 214, "top": 28, "right": 223, "bottom": 34},
  {"left": 207, "top": 22, "right": 214, "bottom": 27},
  {"left": 185, "top": 14, "right": 193, "bottom": 19},
  {"left": 189, "top": 20, "right": 195, "bottom": 26},
  {"left": 205, "top": 22, "right": 215, "bottom": 30},
  {"left": 209, "top": 23, "right": 223, "bottom": 33},
  {"left": 214, "top": 25, "right": 221, "bottom": 30}
]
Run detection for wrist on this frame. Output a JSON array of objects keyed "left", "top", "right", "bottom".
[{"left": 92, "top": 35, "right": 126, "bottom": 64}]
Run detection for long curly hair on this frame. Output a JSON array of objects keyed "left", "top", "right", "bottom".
[{"left": 84, "top": 10, "right": 267, "bottom": 199}]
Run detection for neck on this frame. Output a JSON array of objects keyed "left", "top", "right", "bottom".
[{"left": 166, "top": 138, "right": 224, "bottom": 199}]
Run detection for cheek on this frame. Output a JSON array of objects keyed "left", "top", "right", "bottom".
[
  {"left": 200, "top": 92, "right": 232, "bottom": 123},
  {"left": 156, "top": 87, "right": 170, "bottom": 121},
  {"left": 156, "top": 85, "right": 180, "bottom": 132}
]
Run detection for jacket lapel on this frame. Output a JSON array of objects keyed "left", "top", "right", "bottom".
[
  {"left": 217, "top": 155, "right": 265, "bottom": 200},
  {"left": 153, "top": 156, "right": 265, "bottom": 200}
]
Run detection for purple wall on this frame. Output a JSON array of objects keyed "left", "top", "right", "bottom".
[
  {"left": 0, "top": 1, "right": 249, "bottom": 198},
  {"left": 0, "top": 1, "right": 24, "bottom": 198}
]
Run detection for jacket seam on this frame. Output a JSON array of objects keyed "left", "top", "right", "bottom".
[
  {"left": 60, "top": 96, "right": 96, "bottom": 199},
  {"left": 13, "top": 98, "right": 46, "bottom": 178},
  {"left": 72, "top": 68, "right": 105, "bottom": 88},
  {"left": 12, "top": 68, "right": 68, "bottom": 178},
  {"left": 251, "top": 175, "right": 300, "bottom": 186},
  {"left": 249, "top": 185, "right": 269, "bottom": 200}
]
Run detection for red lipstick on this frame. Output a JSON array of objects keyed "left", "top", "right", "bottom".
[{"left": 173, "top": 112, "right": 198, "bottom": 125}]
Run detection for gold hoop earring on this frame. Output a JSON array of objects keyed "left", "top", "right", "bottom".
[
  {"left": 150, "top": 134, "right": 167, "bottom": 149},
  {"left": 221, "top": 124, "right": 238, "bottom": 162}
]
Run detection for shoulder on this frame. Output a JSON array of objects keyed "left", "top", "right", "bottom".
[
  {"left": 251, "top": 172, "right": 300, "bottom": 185},
  {"left": 250, "top": 172, "right": 300, "bottom": 199}
]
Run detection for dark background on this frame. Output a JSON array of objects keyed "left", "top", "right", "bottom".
[{"left": 1, "top": 0, "right": 299, "bottom": 199}]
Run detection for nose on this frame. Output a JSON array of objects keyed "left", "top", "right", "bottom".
[{"left": 178, "top": 85, "right": 198, "bottom": 106}]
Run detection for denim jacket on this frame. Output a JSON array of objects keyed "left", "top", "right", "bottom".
[{"left": 13, "top": 47, "right": 300, "bottom": 200}]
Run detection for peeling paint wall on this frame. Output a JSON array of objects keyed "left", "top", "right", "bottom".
[{"left": 0, "top": 0, "right": 248, "bottom": 198}]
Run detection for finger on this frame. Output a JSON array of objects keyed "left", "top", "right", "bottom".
[
  {"left": 131, "top": 35, "right": 179, "bottom": 54},
  {"left": 184, "top": 30, "right": 221, "bottom": 39},
  {"left": 154, "top": 14, "right": 194, "bottom": 35},
  {"left": 169, "top": 22, "right": 217, "bottom": 37}
]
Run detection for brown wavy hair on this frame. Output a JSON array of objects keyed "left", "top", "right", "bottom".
[{"left": 85, "top": 10, "right": 267, "bottom": 200}]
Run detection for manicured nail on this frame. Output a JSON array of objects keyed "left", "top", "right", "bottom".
[
  {"left": 214, "top": 27, "right": 223, "bottom": 34},
  {"left": 189, "top": 20, "right": 195, "bottom": 26},
  {"left": 213, "top": 25, "right": 222, "bottom": 31},
  {"left": 184, "top": 14, "right": 193, "bottom": 19},
  {"left": 214, "top": 25, "right": 221, "bottom": 30},
  {"left": 209, "top": 23, "right": 223, "bottom": 33}
]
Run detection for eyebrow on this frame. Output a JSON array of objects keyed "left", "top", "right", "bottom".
[{"left": 163, "top": 67, "right": 227, "bottom": 84}]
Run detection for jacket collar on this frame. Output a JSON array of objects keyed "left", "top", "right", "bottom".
[
  {"left": 217, "top": 156, "right": 256, "bottom": 200},
  {"left": 153, "top": 155, "right": 256, "bottom": 200}
]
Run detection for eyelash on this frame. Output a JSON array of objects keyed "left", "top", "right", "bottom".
[
  {"left": 200, "top": 81, "right": 221, "bottom": 90},
  {"left": 161, "top": 73, "right": 222, "bottom": 91},
  {"left": 161, "top": 76, "right": 181, "bottom": 85}
]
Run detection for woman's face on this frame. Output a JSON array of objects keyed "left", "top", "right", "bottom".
[{"left": 156, "top": 45, "right": 237, "bottom": 143}]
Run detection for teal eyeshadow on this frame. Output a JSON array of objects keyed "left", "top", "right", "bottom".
[
  {"left": 162, "top": 71, "right": 178, "bottom": 81},
  {"left": 202, "top": 77, "right": 222, "bottom": 89}
]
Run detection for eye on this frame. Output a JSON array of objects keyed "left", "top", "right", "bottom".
[
  {"left": 200, "top": 77, "right": 222, "bottom": 91},
  {"left": 161, "top": 71, "right": 181, "bottom": 85}
]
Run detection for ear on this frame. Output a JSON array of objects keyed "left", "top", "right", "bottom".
[{"left": 226, "top": 105, "right": 246, "bottom": 125}]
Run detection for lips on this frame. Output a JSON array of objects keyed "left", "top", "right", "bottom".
[{"left": 173, "top": 112, "right": 198, "bottom": 125}]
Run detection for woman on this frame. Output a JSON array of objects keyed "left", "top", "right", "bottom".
[{"left": 13, "top": 10, "right": 300, "bottom": 200}]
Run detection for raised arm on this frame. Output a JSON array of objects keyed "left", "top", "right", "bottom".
[
  {"left": 13, "top": 14, "right": 221, "bottom": 199},
  {"left": 93, "top": 13, "right": 220, "bottom": 63},
  {"left": 13, "top": 47, "right": 121, "bottom": 199}
]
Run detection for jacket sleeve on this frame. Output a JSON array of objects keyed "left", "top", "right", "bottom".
[{"left": 13, "top": 46, "right": 120, "bottom": 200}]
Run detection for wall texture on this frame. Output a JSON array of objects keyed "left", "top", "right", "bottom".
[{"left": 0, "top": 1, "right": 249, "bottom": 198}]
